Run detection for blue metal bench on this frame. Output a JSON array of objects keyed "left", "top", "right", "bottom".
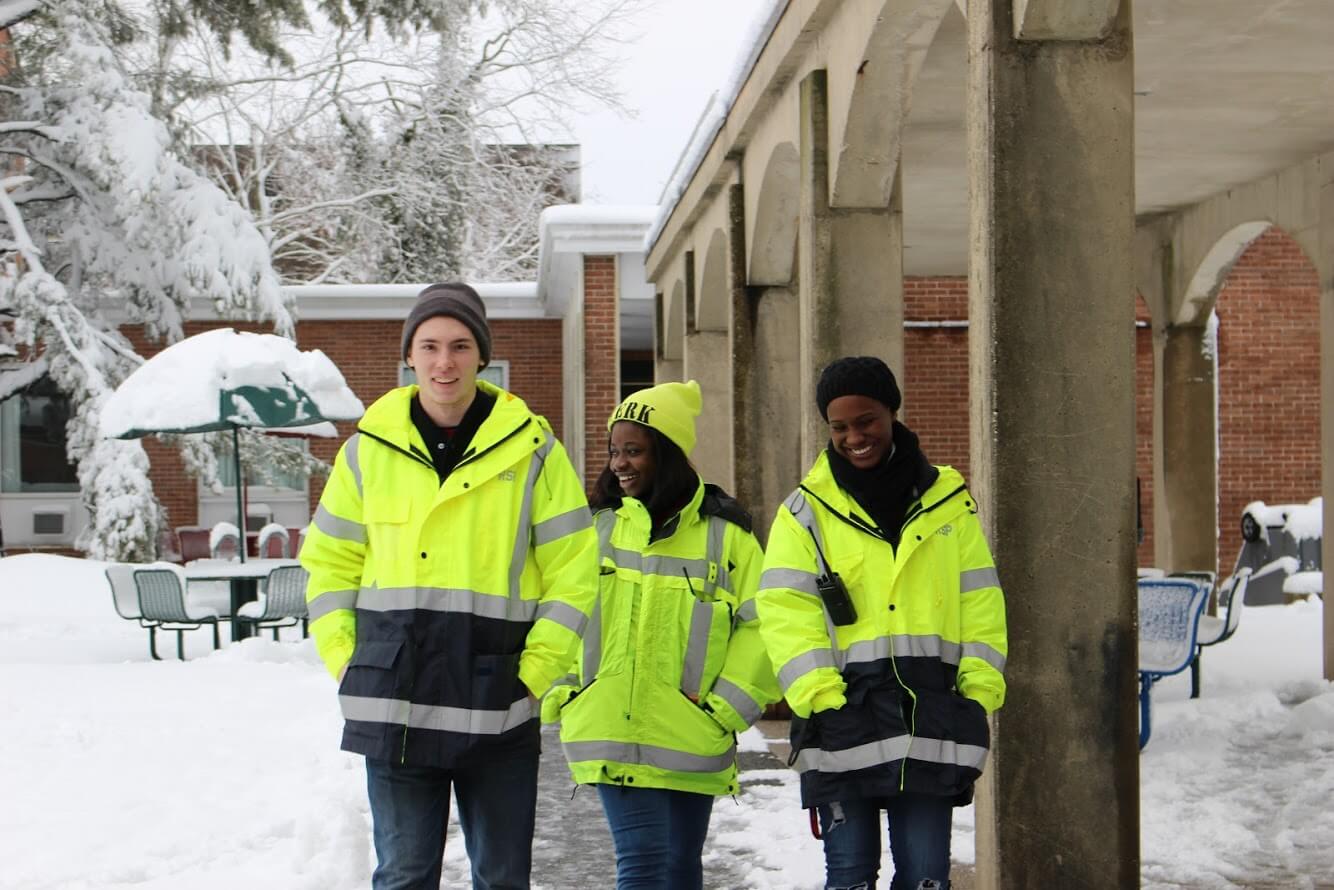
[{"left": 1137, "top": 577, "right": 1209, "bottom": 749}]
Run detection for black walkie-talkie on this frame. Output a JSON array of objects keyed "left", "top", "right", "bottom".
[{"left": 807, "top": 527, "right": 857, "bottom": 626}]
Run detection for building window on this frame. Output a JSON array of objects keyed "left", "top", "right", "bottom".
[
  {"left": 214, "top": 438, "right": 309, "bottom": 492},
  {"left": 0, "top": 376, "right": 79, "bottom": 493},
  {"left": 400, "top": 359, "right": 510, "bottom": 390}
]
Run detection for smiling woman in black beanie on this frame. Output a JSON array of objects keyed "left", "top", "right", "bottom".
[{"left": 755, "top": 355, "right": 1010, "bottom": 890}]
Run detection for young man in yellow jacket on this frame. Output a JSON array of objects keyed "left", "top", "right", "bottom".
[
  {"left": 301, "top": 283, "right": 598, "bottom": 890},
  {"left": 756, "top": 356, "right": 1007, "bottom": 890}
]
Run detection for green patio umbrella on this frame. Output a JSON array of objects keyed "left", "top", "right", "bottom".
[{"left": 101, "top": 328, "right": 365, "bottom": 561}]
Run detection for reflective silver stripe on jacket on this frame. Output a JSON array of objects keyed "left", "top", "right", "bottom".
[
  {"left": 536, "top": 599, "right": 588, "bottom": 636},
  {"left": 313, "top": 504, "right": 367, "bottom": 544},
  {"left": 345, "top": 433, "right": 363, "bottom": 498},
  {"left": 777, "top": 648, "right": 836, "bottom": 692},
  {"left": 960, "top": 566, "right": 1000, "bottom": 593},
  {"left": 562, "top": 739, "right": 736, "bottom": 774},
  {"left": 836, "top": 634, "right": 1006, "bottom": 674},
  {"left": 962, "top": 641, "right": 1007, "bottom": 672},
  {"left": 759, "top": 567, "right": 820, "bottom": 597},
  {"left": 703, "top": 515, "right": 726, "bottom": 597},
  {"left": 582, "top": 595, "right": 603, "bottom": 682},
  {"left": 307, "top": 588, "right": 358, "bottom": 622},
  {"left": 356, "top": 585, "right": 538, "bottom": 622},
  {"left": 680, "top": 515, "right": 728, "bottom": 697},
  {"left": 783, "top": 489, "right": 840, "bottom": 644},
  {"left": 610, "top": 548, "right": 732, "bottom": 594},
  {"left": 339, "top": 694, "right": 535, "bottom": 734},
  {"left": 510, "top": 433, "right": 556, "bottom": 603},
  {"left": 533, "top": 506, "right": 594, "bottom": 547},
  {"left": 734, "top": 599, "right": 758, "bottom": 623},
  {"left": 792, "top": 734, "right": 988, "bottom": 774},
  {"left": 710, "top": 676, "right": 763, "bottom": 725},
  {"left": 680, "top": 598, "right": 715, "bottom": 697}
]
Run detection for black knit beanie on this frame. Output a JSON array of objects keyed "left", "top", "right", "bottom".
[
  {"left": 816, "top": 356, "right": 902, "bottom": 420},
  {"left": 401, "top": 283, "right": 492, "bottom": 366}
]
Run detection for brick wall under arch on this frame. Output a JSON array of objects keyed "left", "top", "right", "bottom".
[{"left": 1215, "top": 225, "right": 1321, "bottom": 571}]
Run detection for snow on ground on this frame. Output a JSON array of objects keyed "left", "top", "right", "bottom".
[{"left": 1, "top": 553, "right": 1331, "bottom": 888}]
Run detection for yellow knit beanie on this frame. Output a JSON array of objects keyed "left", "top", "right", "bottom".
[{"left": 607, "top": 380, "right": 702, "bottom": 458}]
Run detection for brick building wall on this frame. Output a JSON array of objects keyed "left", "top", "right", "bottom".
[
  {"left": 123, "top": 314, "right": 564, "bottom": 533},
  {"left": 582, "top": 255, "right": 620, "bottom": 489},
  {"left": 902, "top": 279, "right": 1160, "bottom": 566},
  {"left": 1216, "top": 226, "right": 1321, "bottom": 570},
  {"left": 903, "top": 277, "right": 971, "bottom": 483},
  {"left": 1135, "top": 296, "right": 1155, "bottom": 566}
]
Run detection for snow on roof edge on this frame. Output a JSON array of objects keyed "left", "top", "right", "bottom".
[{"left": 643, "top": 0, "right": 790, "bottom": 257}]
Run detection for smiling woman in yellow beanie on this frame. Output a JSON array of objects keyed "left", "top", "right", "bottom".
[
  {"left": 606, "top": 379, "right": 702, "bottom": 458},
  {"left": 544, "top": 379, "right": 778, "bottom": 890}
]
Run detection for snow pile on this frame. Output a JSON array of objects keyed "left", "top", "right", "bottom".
[
  {"left": 1243, "top": 497, "right": 1323, "bottom": 541},
  {"left": 100, "top": 328, "right": 364, "bottom": 438}
]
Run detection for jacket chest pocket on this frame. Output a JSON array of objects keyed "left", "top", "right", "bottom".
[{"left": 362, "top": 498, "right": 412, "bottom": 581}]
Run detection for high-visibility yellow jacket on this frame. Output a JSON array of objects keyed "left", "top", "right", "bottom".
[
  {"left": 544, "top": 480, "right": 779, "bottom": 796},
  {"left": 756, "top": 453, "right": 1007, "bottom": 807},
  {"left": 300, "top": 382, "right": 598, "bottom": 768}
]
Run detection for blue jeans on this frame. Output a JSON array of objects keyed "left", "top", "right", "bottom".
[
  {"left": 365, "top": 755, "right": 538, "bottom": 890},
  {"left": 817, "top": 794, "right": 953, "bottom": 890},
  {"left": 596, "top": 784, "right": 715, "bottom": 890}
]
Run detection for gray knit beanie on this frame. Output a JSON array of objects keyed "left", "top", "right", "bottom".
[{"left": 401, "top": 283, "right": 492, "bottom": 366}]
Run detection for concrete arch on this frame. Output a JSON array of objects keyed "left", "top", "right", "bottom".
[
  {"left": 696, "top": 228, "right": 730, "bottom": 331},
  {"left": 899, "top": 0, "right": 968, "bottom": 275},
  {"left": 828, "top": 0, "right": 955, "bottom": 209},
  {"left": 748, "top": 141, "right": 800, "bottom": 286},
  {"left": 1176, "top": 221, "right": 1273, "bottom": 325},
  {"left": 662, "top": 280, "right": 685, "bottom": 361}
]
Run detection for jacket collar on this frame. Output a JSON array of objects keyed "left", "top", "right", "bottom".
[
  {"left": 358, "top": 381, "right": 539, "bottom": 470},
  {"left": 616, "top": 477, "right": 706, "bottom": 545},
  {"left": 801, "top": 451, "right": 969, "bottom": 540}
]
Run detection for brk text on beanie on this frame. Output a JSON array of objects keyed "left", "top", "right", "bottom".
[
  {"left": 608, "top": 380, "right": 702, "bottom": 458},
  {"left": 815, "top": 356, "right": 902, "bottom": 419},
  {"left": 401, "top": 282, "right": 492, "bottom": 366}
]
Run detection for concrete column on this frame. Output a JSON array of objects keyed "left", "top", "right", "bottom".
[
  {"left": 830, "top": 195, "right": 905, "bottom": 379},
  {"left": 729, "top": 185, "right": 761, "bottom": 517},
  {"left": 683, "top": 329, "right": 734, "bottom": 492},
  {"left": 799, "top": 70, "right": 906, "bottom": 469},
  {"left": 748, "top": 284, "right": 803, "bottom": 541},
  {"left": 1160, "top": 324, "right": 1218, "bottom": 574},
  {"left": 798, "top": 70, "right": 838, "bottom": 469},
  {"left": 967, "top": 2, "right": 1138, "bottom": 888},
  {"left": 1320, "top": 175, "right": 1334, "bottom": 681},
  {"left": 654, "top": 356, "right": 682, "bottom": 385}
]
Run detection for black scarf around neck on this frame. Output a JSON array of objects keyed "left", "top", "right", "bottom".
[{"left": 826, "top": 420, "right": 937, "bottom": 549}]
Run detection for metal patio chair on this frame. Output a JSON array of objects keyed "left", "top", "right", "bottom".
[
  {"left": 133, "top": 565, "right": 222, "bottom": 660},
  {"left": 236, "top": 564, "right": 310, "bottom": 640}
]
